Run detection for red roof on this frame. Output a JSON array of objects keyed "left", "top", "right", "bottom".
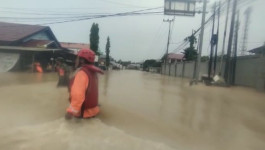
[
  {"left": 60, "top": 42, "right": 90, "bottom": 50},
  {"left": 167, "top": 53, "right": 184, "bottom": 60},
  {"left": 0, "top": 22, "right": 47, "bottom": 43},
  {"left": 21, "top": 39, "right": 54, "bottom": 48}
]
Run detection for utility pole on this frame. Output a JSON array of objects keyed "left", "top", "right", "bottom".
[
  {"left": 213, "top": 1, "right": 221, "bottom": 75},
  {"left": 194, "top": 0, "right": 207, "bottom": 82},
  {"left": 193, "top": 32, "right": 200, "bottom": 80},
  {"left": 208, "top": 2, "right": 217, "bottom": 79},
  {"left": 224, "top": 0, "right": 238, "bottom": 85},
  {"left": 241, "top": 7, "right": 252, "bottom": 56},
  {"left": 232, "top": 11, "right": 240, "bottom": 85},
  {"left": 219, "top": 0, "right": 231, "bottom": 75},
  {"left": 163, "top": 18, "right": 174, "bottom": 74}
]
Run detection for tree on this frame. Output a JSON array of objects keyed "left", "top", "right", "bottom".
[
  {"left": 143, "top": 59, "right": 161, "bottom": 71},
  {"left": 161, "top": 54, "right": 167, "bottom": 62},
  {"left": 183, "top": 34, "right": 198, "bottom": 61},
  {"left": 90, "top": 23, "right": 99, "bottom": 55},
  {"left": 201, "top": 56, "right": 209, "bottom": 62},
  {"left": 183, "top": 47, "right": 197, "bottom": 61},
  {"left": 105, "top": 36, "right": 110, "bottom": 68}
]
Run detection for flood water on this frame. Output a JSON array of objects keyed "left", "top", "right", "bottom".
[{"left": 0, "top": 70, "right": 265, "bottom": 150}]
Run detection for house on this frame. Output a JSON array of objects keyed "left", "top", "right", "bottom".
[
  {"left": 249, "top": 45, "right": 265, "bottom": 56},
  {"left": 0, "top": 22, "right": 64, "bottom": 72},
  {"left": 98, "top": 55, "right": 122, "bottom": 70},
  {"left": 98, "top": 55, "right": 107, "bottom": 66},
  {"left": 59, "top": 42, "right": 91, "bottom": 65},
  {"left": 127, "top": 63, "right": 141, "bottom": 70},
  {"left": 98, "top": 55, "right": 114, "bottom": 66},
  {"left": 167, "top": 53, "right": 185, "bottom": 63},
  {"left": 60, "top": 42, "right": 90, "bottom": 54}
]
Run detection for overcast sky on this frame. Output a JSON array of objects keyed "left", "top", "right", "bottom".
[{"left": 0, "top": 0, "right": 264, "bottom": 62}]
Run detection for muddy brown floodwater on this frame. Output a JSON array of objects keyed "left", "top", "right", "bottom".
[{"left": 0, "top": 70, "right": 265, "bottom": 150}]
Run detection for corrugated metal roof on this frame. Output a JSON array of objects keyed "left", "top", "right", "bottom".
[
  {"left": 21, "top": 39, "right": 54, "bottom": 48},
  {"left": 60, "top": 42, "right": 90, "bottom": 50},
  {"left": 0, "top": 46, "right": 61, "bottom": 52},
  {"left": 0, "top": 22, "right": 47, "bottom": 43}
]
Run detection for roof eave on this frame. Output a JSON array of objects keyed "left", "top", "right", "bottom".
[{"left": 0, "top": 45, "right": 62, "bottom": 52}]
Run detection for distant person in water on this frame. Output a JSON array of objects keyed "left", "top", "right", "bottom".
[
  {"left": 65, "top": 48, "right": 104, "bottom": 119},
  {"left": 46, "top": 63, "right": 53, "bottom": 72},
  {"left": 34, "top": 62, "right": 43, "bottom": 73},
  {"left": 55, "top": 57, "right": 70, "bottom": 87}
]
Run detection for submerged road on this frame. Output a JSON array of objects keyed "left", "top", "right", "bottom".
[{"left": 0, "top": 70, "right": 264, "bottom": 150}]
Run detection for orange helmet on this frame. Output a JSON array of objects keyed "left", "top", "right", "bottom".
[
  {"left": 34, "top": 62, "right": 41, "bottom": 66},
  {"left": 77, "top": 48, "right": 95, "bottom": 63}
]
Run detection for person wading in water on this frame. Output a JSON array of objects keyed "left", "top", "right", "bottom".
[{"left": 65, "top": 48, "right": 104, "bottom": 119}]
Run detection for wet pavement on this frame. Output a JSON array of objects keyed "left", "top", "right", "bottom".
[{"left": 0, "top": 70, "right": 265, "bottom": 150}]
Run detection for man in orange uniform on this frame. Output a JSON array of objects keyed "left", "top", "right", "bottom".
[
  {"left": 65, "top": 48, "right": 103, "bottom": 119},
  {"left": 34, "top": 62, "right": 43, "bottom": 73}
]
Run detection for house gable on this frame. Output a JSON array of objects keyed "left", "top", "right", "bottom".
[
  {"left": 23, "top": 31, "right": 51, "bottom": 42},
  {"left": 0, "top": 22, "right": 60, "bottom": 48},
  {"left": 17, "top": 28, "right": 61, "bottom": 48}
]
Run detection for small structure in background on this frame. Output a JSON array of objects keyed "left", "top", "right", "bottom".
[
  {"left": 60, "top": 42, "right": 91, "bottom": 66},
  {"left": 127, "top": 63, "right": 141, "bottom": 70},
  {"left": 98, "top": 55, "right": 108, "bottom": 69},
  {"left": 111, "top": 61, "right": 123, "bottom": 70},
  {"left": 98, "top": 55, "right": 122, "bottom": 70},
  {"left": 0, "top": 22, "right": 64, "bottom": 72},
  {"left": 167, "top": 53, "right": 185, "bottom": 63},
  {"left": 98, "top": 55, "right": 110, "bottom": 70},
  {"left": 60, "top": 42, "right": 90, "bottom": 54},
  {"left": 249, "top": 45, "right": 265, "bottom": 56}
]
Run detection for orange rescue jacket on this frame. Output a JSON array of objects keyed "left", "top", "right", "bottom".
[{"left": 67, "top": 65, "right": 103, "bottom": 118}]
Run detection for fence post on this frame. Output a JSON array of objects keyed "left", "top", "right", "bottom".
[
  {"left": 175, "top": 63, "right": 177, "bottom": 77},
  {"left": 168, "top": 63, "right": 171, "bottom": 76},
  {"left": 182, "top": 62, "right": 185, "bottom": 78}
]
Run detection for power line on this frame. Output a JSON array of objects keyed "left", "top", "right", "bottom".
[
  {"left": 171, "top": 0, "right": 255, "bottom": 54},
  {"left": 145, "top": 21, "right": 165, "bottom": 57},
  {"left": 0, "top": 10, "right": 121, "bottom": 16},
  {"left": 97, "top": 0, "right": 149, "bottom": 8},
  {"left": 37, "top": 7, "right": 163, "bottom": 25},
  {"left": 0, "top": 7, "right": 163, "bottom": 24},
  {"left": 0, "top": 11, "right": 163, "bottom": 21},
  {"left": 0, "top": 6, "right": 163, "bottom": 22}
]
